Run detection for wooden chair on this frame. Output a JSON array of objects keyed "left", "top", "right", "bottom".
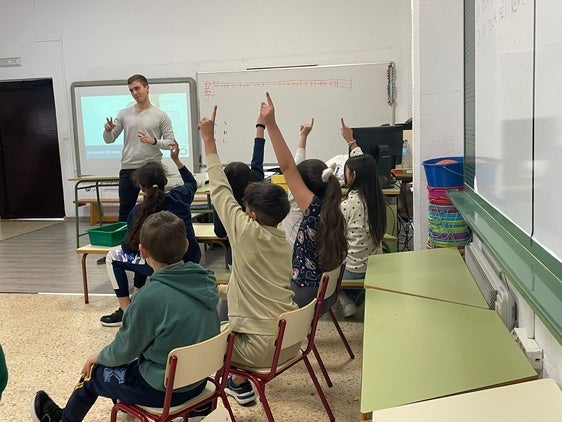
[
  {"left": 228, "top": 298, "right": 335, "bottom": 421},
  {"left": 110, "top": 329, "right": 236, "bottom": 422},
  {"left": 201, "top": 406, "right": 232, "bottom": 421},
  {"left": 312, "top": 263, "right": 354, "bottom": 387}
]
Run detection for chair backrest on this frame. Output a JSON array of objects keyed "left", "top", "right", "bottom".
[
  {"left": 317, "top": 263, "right": 346, "bottom": 303},
  {"left": 201, "top": 406, "right": 232, "bottom": 421},
  {"left": 165, "top": 327, "right": 232, "bottom": 389},
  {"left": 277, "top": 298, "right": 318, "bottom": 350}
]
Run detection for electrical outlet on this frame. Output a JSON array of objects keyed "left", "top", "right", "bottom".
[{"left": 512, "top": 328, "right": 543, "bottom": 370}]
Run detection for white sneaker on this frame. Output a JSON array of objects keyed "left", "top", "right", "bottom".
[{"left": 338, "top": 293, "right": 358, "bottom": 317}]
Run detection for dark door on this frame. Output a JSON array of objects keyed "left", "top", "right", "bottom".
[{"left": 0, "top": 79, "right": 64, "bottom": 218}]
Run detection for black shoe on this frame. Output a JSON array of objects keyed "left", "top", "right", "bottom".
[
  {"left": 188, "top": 401, "right": 213, "bottom": 421},
  {"left": 96, "top": 256, "right": 106, "bottom": 265},
  {"left": 31, "top": 390, "right": 62, "bottom": 422},
  {"left": 100, "top": 308, "right": 123, "bottom": 327}
]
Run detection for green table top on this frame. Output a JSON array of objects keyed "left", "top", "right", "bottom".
[
  {"left": 364, "top": 248, "right": 489, "bottom": 308},
  {"left": 360, "top": 289, "right": 537, "bottom": 413}
]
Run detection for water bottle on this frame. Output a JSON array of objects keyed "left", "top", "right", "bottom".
[{"left": 402, "top": 140, "right": 411, "bottom": 169}]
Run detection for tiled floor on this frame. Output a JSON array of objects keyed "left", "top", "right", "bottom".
[
  {"left": 0, "top": 294, "right": 364, "bottom": 421},
  {"left": 0, "top": 220, "right": 365, "bottom": 421}
]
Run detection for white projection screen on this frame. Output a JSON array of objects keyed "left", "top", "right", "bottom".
[{"left": 71, "top": 77, "right": 200, "bottom": 177}]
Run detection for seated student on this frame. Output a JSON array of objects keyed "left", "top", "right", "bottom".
[
  {"left": 282, "top": 118, "right": 361, "bottom": 245},
  {"left": 199, "top": 106, "right": 298, "bottom": 406},
  {"left": 213, "top": 113, "right": 266, "bottom": 266},
  {"left": 100, "top": 141, "right": 201, "bottom": 327},
  {"left": 0, "top": 344, "right": 7, "bottom": 401},
  {"left": 338, "top": 119, "right": 387, "bottom": 317},
  {"left": 31, "top": 211, "right": 220, "bottom": 422},
  {"left": 261, "top": 93, "right": 348, "bottom": 308}
]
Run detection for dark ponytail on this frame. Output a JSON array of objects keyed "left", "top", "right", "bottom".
[
  {"left": 297, "top": 159, "right": 348, "bottom": 270},
  {"left": 124, "top": 161, "right": 167, "bottom": 251}
]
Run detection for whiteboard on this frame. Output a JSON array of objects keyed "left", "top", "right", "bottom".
[
  {"left": 532, "top": 0, "right": 562, "bottom": 261},
  {"left": 197, "top": 63, "right": 395, "bottom": 164},
  {"left": 474, "top": 0, "right": 534, "bottom": 234}
]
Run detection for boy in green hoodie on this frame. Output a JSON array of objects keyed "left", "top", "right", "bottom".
[{"left": 31, "top": 211, "right": 220, "bottom": 422}]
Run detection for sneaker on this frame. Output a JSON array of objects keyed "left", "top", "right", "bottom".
[
  {"left": 31, "top": 390, "right": 62, "bottom": 422},
  {"left": 96, "top": 256, "right": 106, "bottom": 265},
  {"left": 225, "top": 376, "right": 256, "bottom": 405},
  {"left": 100, "top": 308, "right": 123, "bottom": 327},
  {"left": 186, "top": 402, "right": 213, "bottom": 422},
  {"left": 338, "top": 293, "right": 358, "bottom": 318}
]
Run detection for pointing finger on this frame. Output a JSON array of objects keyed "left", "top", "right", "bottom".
[
  {"left": 210, "top": 105, "right": 217, "bottom": 122},
  {"left": 266, "top": 92, "right": 273, "bottom": 106},
  {"left": 310, "top": 117, "right": 314, "bottom": 128},
  {"left": 341, "top": 118, "right": 346, "bottom": 128}
]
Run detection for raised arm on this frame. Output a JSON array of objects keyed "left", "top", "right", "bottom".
[
  {"left": 260, "top": 93, "right": 313, "bottom": 211},
  {"left": 295, "top": 118, "right": 314, "bottom": 165},
  {"left": 251, "top": 112, "right": 266, "bottom": 181},
  {"left": 341, "top": 118, "right": 363, "bottom": 157},
  {"left": 199, "top": 106, "right": 248, "bottom": 243},
  {"left": 200, "top": 106, "right": 218, "bottom": 156}
]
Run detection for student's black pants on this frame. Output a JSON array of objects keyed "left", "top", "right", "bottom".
[{"left": 61, "top": 360, "right": 205, "bottom": 421}]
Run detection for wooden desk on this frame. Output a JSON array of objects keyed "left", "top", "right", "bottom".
[
  {"left": 364, "top": 248, "right": 489, "bottom": 309},
  {"left": 193, "top": 223, "right": 229, "bottom": 269},
  {"left": 370, "top": 378, "right": 562, "bottom": 421},
  {"left": 360, "top": 289, "right": 537, "bottom": 417},
  {"left": 75, "top": 244, "right": 112, "bottom": 304}
]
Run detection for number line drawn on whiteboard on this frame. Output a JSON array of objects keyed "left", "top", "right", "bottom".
[{"left": 202, "top": 79, "right": 352, "bottom": 101}]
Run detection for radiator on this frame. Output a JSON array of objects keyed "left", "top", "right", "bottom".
[{"left": 465, "top": 242, "right": 516, "bottom": 330}]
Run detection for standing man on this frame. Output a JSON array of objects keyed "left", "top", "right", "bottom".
[{"left": 103, "top": 74, "right": 175, "bottom": 222}]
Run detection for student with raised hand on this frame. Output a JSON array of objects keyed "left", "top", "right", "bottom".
[
  {"left": 261, "top": 93, "right": 348, "bottom": 308},
  {"left": 100, "top": 140, "right": 201, "bottom": 327},
  {"left": 338, "top": 118, "right": 387, "bottom": 317},
  {"left": 199, "top": 106, "right": 298, "bottom": 406},
  {"left": 31, "top": 211, "right": 219, "bottom": 422},
  {"left": 282, "top": 118, "right": 314, "bottom": 246},
  {"left": 212, "top": 111, "right": 266, "bottom": 267}
]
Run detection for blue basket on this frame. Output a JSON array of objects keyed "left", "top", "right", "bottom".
[{"left": 423, "top": 157, "right": 464, "bottom": 187}]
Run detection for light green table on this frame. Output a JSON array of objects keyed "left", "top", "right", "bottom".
[
  {"left": 364, "top": 247, "right": 489, "bottom": 308},
  {"left": 360, "top": 289, "right": 537, "bottom": 418},
  {"left": 370, "top": 378, "right": 562, "bottom": 421}
]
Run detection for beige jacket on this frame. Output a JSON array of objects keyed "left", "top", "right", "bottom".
[{"left": 207, "top": 153, "right": 297, "bottom": 335}]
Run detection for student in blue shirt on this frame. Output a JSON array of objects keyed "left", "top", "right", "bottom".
[{"left": 101, "top": 141, "right": 201, "bottom": 327}]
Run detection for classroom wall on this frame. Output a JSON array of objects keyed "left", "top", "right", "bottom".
[
  {"left": 412, "top": 0, "right": 562, "bottom": 386},
  {"left": 0, "top": 0, "right": 412, "bottom": 217},
  {"left": 412, "top": 0, "right": 464, "bottom": 252}
]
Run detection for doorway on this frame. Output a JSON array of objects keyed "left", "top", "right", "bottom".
[{"left": 0, "top": 78, "right": 64, "bottom": 218}]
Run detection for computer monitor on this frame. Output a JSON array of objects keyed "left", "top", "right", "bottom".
[{"left": 351, "top": 125, "right": 404, "bottom": 188}]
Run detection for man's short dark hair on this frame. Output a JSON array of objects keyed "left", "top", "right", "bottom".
[
  {"left": 127, "top": 74, "right": 149, "bottom": 86},
  {"left": 140, "top": 211, "right": 187, "bottom": 264},
  {"left": 243, "top": 183, "right": 290, "bottom": 227}
]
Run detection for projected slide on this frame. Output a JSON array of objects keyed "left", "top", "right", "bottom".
[{"left": 81, "top": 93, "right": 189, "bottom": 159}]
